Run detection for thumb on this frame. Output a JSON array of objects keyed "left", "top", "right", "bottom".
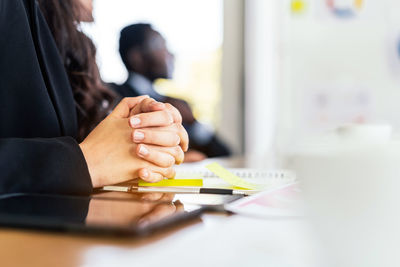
[{"left": 111, "top": 96, "right": 150, "bottom": 118}]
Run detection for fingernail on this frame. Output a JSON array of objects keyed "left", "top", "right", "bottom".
[
  {"left": 133, "top": 131, "right": 145, "bottom": 142},
  {"left": 141, "top": 169, "right": 149, "bottom": 178},
  {"left": 130, "top": 116, "right": 141, "bottom": 127},
  {"left": 138, "top": 145, "right": 149, "bottom": 157}
]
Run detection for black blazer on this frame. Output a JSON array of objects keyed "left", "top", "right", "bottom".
[
  {"left": 0, "top": 0, "right": 92, "bottom": 195},
  {"left": 111, "top": 82, "right": 143, "bottom": 99}
]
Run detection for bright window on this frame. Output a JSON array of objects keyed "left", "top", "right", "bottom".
[{"left": 83, "top": 0, "right": 223, "bottom": 126}]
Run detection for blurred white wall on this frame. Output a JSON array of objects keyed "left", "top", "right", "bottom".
[
  {"left": 278, "top": 0, "right": 400, "bottom": 147},
  {"left": 219, "top": 0, "right": 245, "bottom": 154},
  {"left": 244, "top": 0, "right": 282, "bottom": 167},
  {"left": 244, "top": 0, "right": 400, "bottom": 166}
]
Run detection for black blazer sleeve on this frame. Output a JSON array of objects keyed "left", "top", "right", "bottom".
[
  {"left": 0, "top": 0, "right": 93, "bottom": 195},
  {"left": 0, "top": 137, "right": 92, "bottom": 195}
]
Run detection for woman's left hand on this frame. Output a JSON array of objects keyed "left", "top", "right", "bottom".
[
  {"left": 129, "top": 99, "right": 189, "bottom": 180},
  {"left": 129, "top": 99, "right": 189, "bottom": 151}
]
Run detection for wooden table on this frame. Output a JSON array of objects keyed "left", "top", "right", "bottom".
[
  {"left": 0, "top": 215, "right": 317, "bottom": 267},
  {"left": 0, "top": 158, "right": 319, "bottom": 267}
]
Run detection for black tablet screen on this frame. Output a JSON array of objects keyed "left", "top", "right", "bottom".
[{"left": 0, "top": 193, "right": 204, "bottom": 236}]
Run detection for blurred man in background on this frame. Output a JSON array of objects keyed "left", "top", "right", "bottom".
[{"left": 113, "top": 23, "right": 231, "bottom": 162}]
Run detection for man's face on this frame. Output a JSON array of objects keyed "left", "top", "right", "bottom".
[{"left": 144, "top": 31, "right": 175, "bottom": 80}]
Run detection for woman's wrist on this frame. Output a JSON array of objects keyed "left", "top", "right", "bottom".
[{"left": 79, "top": 141, "right": 102, "bottom": 188}]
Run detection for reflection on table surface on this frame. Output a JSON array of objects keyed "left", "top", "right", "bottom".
[
  {"left": 0, "top": 193, "right": 196, "bottom": 232},
  {"left": 0, "top": 190, "right": 238, "bottom": 232},
  {"left": 86, "top": 193, "right": 184, "bottom": 228}
]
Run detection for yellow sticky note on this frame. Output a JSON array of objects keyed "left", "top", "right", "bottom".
[
  {"left": 138, "top": 179, "right": 203, "bottom": 187},
  {"left": 291, "top": 0, "right": 306, "bottom": 13},
  {"left": 206, "top": 163, "right": 264, "bottom": 190}
]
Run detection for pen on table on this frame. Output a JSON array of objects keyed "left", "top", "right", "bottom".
[{"left": 102, "top": 185, "right": 249, "bottom": 195}]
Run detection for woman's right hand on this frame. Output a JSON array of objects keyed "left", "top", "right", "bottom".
[{"left": 79, "top": 97, "right": 185, "bottom": 188}]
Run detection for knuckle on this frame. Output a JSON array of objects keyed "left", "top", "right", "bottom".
[
  {"left": 175, "top": 145, "right": 183, "bottom": 156},
  {"left": 158, "top": 156, "right": 174, "bottom": 168},
  {"left": 170, "top": 123, "right": 179, "bottom": 132},
  {"left": 173, "top": 134, "right": 181, "bottom": 146},
  {"left": 174, "top": 146, "right": 184, "bottom": 164},
  {"left": 179, "top": 126, "right": 189, "bottom": 142},
  {"left": 164, "top": 167, "right": 175, "bottom": 178},
  {"left": 170, "top": 104, "right": 179, "bottom": 114},
  {"left": 184, "top": 129, "right": 189, "bottom": 141},
  {"left": 179, "top": 151, "right": 185, "bottom": 163},
  {"left": 159, "top": 161, "right": 169, "bottom": 168},
  {"left": 178, "top": 123, "right": 186, "bottom": 133},
  {"left": 169, "top": 168, "right": 176, "bottom": 178},
  {"left": 179, "top": 147, "right": 185, "bottom": 159},
  {"left": 166, "top": 104, "right": 182, "bottom": 122},
  {"left": 165, "top": 103, "right": 174, "bottom": 110},
  {"left": 120, "top": 97, "right": 129, "bottom": 106},
  {"left": 168, "top": 156, "right": 176, "bottom": 167},
  {"left": 168, "top": 155, "right": 176, "bottom": 166},
  {"left": 144, "top": 98, "right": 154, "bottom": 106},
  {"left": 176, "top": 112, "right": 183, "bottom": 123},
  {"left": 172, "top": 124, "right": 182, "bottom": 135},
  {"left": 163, "top": 110, "right": 174, "bottom": 123}
]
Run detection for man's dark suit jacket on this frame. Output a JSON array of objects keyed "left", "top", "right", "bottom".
[
  {"left": 0, "top": 0, "right": 92, "bottom": 195},
  {"left": 111, "top": 82, "right": 231, "bottom": 158}
]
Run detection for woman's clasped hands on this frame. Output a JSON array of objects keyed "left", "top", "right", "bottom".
[{"left": 79, "top": 96, "right": 189, "bottom": 188}]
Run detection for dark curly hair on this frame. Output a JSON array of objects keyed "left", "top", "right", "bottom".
[{"left": 37, "top": 0, "right": 117, "bottom": 141}]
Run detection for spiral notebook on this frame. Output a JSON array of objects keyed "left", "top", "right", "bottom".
[
  {"left": 176, "top": 167, "right": 296, "bottom": 180},
  {"left": 175, "top": 165, "right": 296, "bottom": 191}
]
